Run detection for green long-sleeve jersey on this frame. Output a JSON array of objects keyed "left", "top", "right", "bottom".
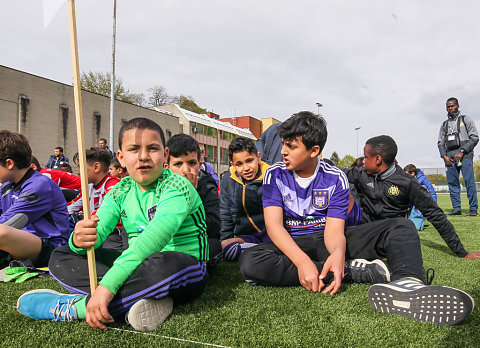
[{"left": 68, "top": 169, "right": 208, "bottom": 294}]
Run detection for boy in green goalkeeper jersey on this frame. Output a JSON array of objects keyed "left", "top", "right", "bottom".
[{"left": 17, "top": 118, "right": 208, "bottom": 332}]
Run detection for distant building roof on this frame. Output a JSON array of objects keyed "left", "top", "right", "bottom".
[{"left": 154, "top": 104, "right": 256, "bottom": 140}]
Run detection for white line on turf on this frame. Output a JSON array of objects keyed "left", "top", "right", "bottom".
[
  {"left": 108, "top": 327, "right": 231, "bottom": 348},
  {"left": 0, "top": 300, "right": 231, "bottom": 347}
]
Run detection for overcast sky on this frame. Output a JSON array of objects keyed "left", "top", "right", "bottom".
[{"left": 2, "top": 1, "right": 480, "bottom": 168}]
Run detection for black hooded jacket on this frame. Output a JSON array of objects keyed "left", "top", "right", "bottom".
[{"left": 196, "top": 170, "right": 220, "bottom": 239}]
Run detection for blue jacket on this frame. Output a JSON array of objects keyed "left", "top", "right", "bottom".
[
  {"left": 219, "top": 161, "right": 270, "bottom": 241},
  {"left": 256, "top": 123, "right": 283, "bottom": 165},
  {"left": 45, "top": 154, "right": 69, "bottom": 169},
  {"left": 416, "top": 169, "right": 437, "bottom": 201}
]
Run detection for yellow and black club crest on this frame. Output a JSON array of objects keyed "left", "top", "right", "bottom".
[{"left": 388, "top": 185, "right": 400, "bottom": 196}]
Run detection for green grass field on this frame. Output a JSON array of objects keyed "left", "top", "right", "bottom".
[{"left": 0, "top": 194, "right": 479, "bottom": 347}]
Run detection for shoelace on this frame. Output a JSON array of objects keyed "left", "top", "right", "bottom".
[
  {"left": 425, "top": 268, "right": 435, "bottom": 285},
  {"left": 51, "top": 298, "right": 76, "bottom": 322}
]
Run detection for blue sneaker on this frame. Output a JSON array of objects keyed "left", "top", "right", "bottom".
[{"left": 17, "top": 289, "right": 84, "bottom": 322}]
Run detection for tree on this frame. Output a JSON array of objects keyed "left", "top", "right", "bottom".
[
  {"left": 338, "top": 154, "right": 356, "bottom": 168},
  {"left": 172, "top": 95, "right": 207, "bottom": 114},
  {"left": 329, "top": 151, "right": 340, "bottom": 166},
  {"left": 148, "top": 85, "right": 172, "bottom": 106},
  {"left": 80, "top": 71, "right": 144, "bottom": 106}
]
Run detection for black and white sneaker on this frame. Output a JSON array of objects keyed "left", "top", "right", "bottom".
[
  {"left": 126, "top": 297, "right": 173, "bottom": 332},
  {"left": 346, "top": 259, "right": 391, "bottom": 284},
  {"left": 368, "top": 278, "right": 475, "bottom": 326}
]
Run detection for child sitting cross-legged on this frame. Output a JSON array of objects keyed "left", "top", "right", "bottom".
[
  {"left": 0, "top": 130, "right": 69, "bottom": 268},
  {"left": 239, "top": 111, "right": 474, "bottom": 326},
  {"left": 219, "top": 137, "right": 271, "bottom": 261},
  {"left": 17, "top": 118, "right": 209, "bottom": 331}
]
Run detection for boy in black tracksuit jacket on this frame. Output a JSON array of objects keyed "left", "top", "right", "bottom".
[{"left": 345, "top": 135, "right": 480, "bottom": 259}]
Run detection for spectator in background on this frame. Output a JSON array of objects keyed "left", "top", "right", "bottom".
[
  {"left": 99, "top": 138, "right": 114, "bottom": 159},
  {"left": 256, "top": 122, "right": 283, "bottom": 165},
  {"left": 404, "top": 164, "right": 437, "bottom": 231},
  {"left": 45, "top": 146, "right": 69, "bottom": 169},
  {"left": 437, "top": 97, "right": 479, "bottom": 216},
  {"left": 199, "top": 144, "right": 219, "bottom": 185}
]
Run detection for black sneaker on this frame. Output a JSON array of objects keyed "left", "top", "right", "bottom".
[
  {"left": 467, "top": 210, "right": 478, "bottom": 217},
  {"left": 447, "top": 209, "right": 462, "bottom": 216},
  {"left": 346, "top": 259, "right": 391, "bottom": 284},
  {"left": 368, "top": 278, "right": 474, "bottom": 326}
]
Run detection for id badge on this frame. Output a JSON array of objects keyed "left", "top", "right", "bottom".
[{"left": 447, "top": 134, "right": 456, "bottom": 141}]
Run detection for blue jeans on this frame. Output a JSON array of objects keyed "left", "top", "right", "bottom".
[
  {"left": 408, "top": 207, "right": 425, "bottom": 231},
  {"left": 446, "top": 159, "right": 478, "bottom": 210}
]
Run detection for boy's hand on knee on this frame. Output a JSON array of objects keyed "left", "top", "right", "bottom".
[
  {"left": 297, "top": 259, "right": 320, "bottom": 292},
  {"left": 319, "top": 250, "right": 345, "bottom": 296},
  {"left": 73, "top": 215, "right": 99, "bottom": 248},
  {"left": 86, "top": 285, "right": 114, "bottom": 330}
]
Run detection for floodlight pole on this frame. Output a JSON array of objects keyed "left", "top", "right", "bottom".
[
  {"left": 109, "top": 0, "right": 117, "bottom": 151},
  {"left": 355, "top": 127, "right": 361, "bottom": 156},
  {"left": 316, "top": 102, "right": 323, "bottom": 115},
  {"left": 68, "top": 0, "right": 97, "bottom": 294}
]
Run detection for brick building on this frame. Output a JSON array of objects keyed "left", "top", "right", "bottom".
[{"left": 0, "top": 65, "right": 179, "bottom": 167}]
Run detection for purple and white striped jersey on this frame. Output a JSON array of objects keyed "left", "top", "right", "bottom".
[{"left": 262, "top": 159, "right": 350, "bottom": 236}]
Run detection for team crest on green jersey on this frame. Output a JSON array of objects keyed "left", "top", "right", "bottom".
[{"left": 148, "top": 205, "right": 157, "bottom": 221}]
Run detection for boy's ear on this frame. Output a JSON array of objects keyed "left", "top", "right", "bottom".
[
  {"left": 5, "top": 159, "right": 15, "bottom": 170},
  {"left": 309, "top": 145, "right": 321, "bottom": 158},
  {"left": 163, "top": 147, "right": 169, "bottom": 164},
  {"left": 117, "top": 151, "right": 127, "bottom": 168},
  {"left": 94, "top": 162, "right": 103, "bottom": 173},
  {"left": 256, "top": 152, "right": 262, "bottom": 162}
]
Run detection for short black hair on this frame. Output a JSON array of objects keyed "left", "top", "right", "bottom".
[
  {"left": 73, "top": 147, "right": 112, "bottom": 172},
  {"left": 118, "top": 117, "right": 165, "bottom": 149},
  {"left": 351, "top": 156, "right": 364, "bottom": 167},
  {"left": 446, "top": 97, "right": 459, "bottom": 105},
  {"left": 99, "top": 138, "right": 107, "bottom": 143},
  {"left": 404, "top": 163, "right": 418, "bottom": 176},
  {"left": 0, "top": 130, "right": 32, "bottom": 169},
  {"left": 277, "top": 111, "right": 327, "bottom": 151},
  {"left": 166, "top": 134, "right": 201, "bottom": 163},
  {"left": 365, "top": 135, "right": 397, "bottom": 166},
  {"left": 110, "top": 157, "right": 125, "bottom": 170},
  {"left": 31, "top": 155, "right": 42, "bottom": 170},
  {"left": 228, "top": 137, "right": 257, "bottom": 162},
  {"left": 55, "top": 146, "right": 64, "bottom": 153},
  {"left": 59, "top": 163, "right": 73, "bottom": 173}
]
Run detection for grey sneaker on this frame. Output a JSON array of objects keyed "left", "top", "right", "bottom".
[
  {"left": 126, "top": 297, "right": 173, "bottom": 332},
  {"left": 467, "top": 210, "right": 478, "bottom": 217},
  {"left": 368, "top": 277, "right": 474, "bottom": 326},
  {"left": 346, "top": 259, "right": 391, "bottom": 284}
]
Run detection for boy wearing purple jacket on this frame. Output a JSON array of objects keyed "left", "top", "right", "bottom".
[{"left": 0, "top": 130, "right": 69, "bottom": 267}]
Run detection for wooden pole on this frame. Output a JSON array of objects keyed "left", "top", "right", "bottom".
[{"left": 67, "top": 0, "right": 97, "bottom": 294}]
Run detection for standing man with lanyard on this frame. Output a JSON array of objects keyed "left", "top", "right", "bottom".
[{"left": 438, "top": 97, "right": 479, "bottom": 216}]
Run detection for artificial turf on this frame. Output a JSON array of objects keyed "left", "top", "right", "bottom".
[{"left": 0, "top": 193, "right": 479, "bottom": 347}]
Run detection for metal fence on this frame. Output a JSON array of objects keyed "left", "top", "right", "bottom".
[{"left": 420, "top": 167, "right": 480, "bottom": 192}]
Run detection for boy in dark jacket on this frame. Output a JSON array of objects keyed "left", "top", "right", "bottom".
[
  {"left": 220, "top": 137, "right": 270, "bottom": 261},
  {"left": 345, "top": 135, "right": 480, "bottom": 259},
  {"left": 166, "top": 134, "right": 222, "bottom": 266}
]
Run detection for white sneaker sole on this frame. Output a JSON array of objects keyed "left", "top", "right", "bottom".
[
  {"left": 126, "top": 297, "right": 173, "bottom": 332},
  {"left": 368, "top": 284, "right": 474, "bottom": 326}
]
